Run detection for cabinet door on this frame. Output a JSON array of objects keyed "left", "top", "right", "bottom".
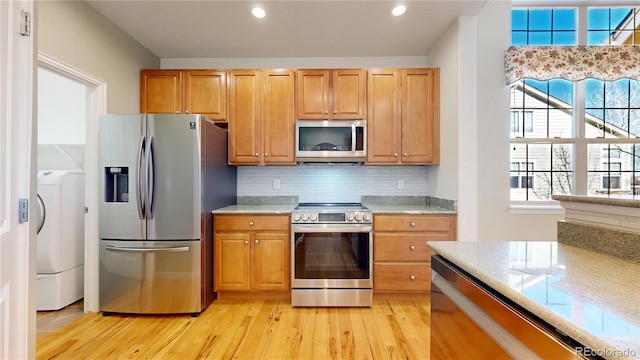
[
  {"left": 402, "top": 68, "right": 440, "bottom": 164},
  {"left": 332, "top": 69, "right": 366, "bottom": 119},
  {"left": 140, "top": 70, "right": 182, "bottom": 114},
  {"left": 228, "top": 70, "right": 261, "bottom": 164},
  {"left": 214, "top": 233, "right": 251, "bottom": 291},
  {"left": 297, "top": 69, "right": 330, "bottom": 119},
  {"left": 262, "top": 69, "right": 296, "bottom": 164},
  {"left": 183, "top": 70, "right": 226, "bottom": 120},
  {"left": 366, "top": 69, "right": 401, "bottom": 164},
  {"left": 253, "top": 233, "right": 290, "bottom": 291}
]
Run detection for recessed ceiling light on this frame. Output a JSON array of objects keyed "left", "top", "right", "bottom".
[
  {"left": 391, "top": 5, "right": 406, "bottom": 17},
  {"left": 252, "top": 7, "right": 266, "bottom": 19}
]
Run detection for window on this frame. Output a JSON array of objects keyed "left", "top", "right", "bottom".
[
  {"left": 511, "top": 161, "right": 534, "bottom": 189},
  {"left": 510, "top": 111, "right": 534, "bottom": 134},
  {"left": 510, "top": 6, "right": 640, "bottom": 201},
  {"left": 602, "top": 162, "right": 622, "bottom": 189}
]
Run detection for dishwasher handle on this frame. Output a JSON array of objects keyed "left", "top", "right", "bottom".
[{"left": 105, "top": 245, "right": 190, "bottom": 253}]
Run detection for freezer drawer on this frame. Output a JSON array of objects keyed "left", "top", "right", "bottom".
[{"left": 99, "top": 240, "right": 202, "bottom": 314}]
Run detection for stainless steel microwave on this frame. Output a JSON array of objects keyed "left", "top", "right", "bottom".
[{"left": 295, "top": 120, "right": 366, "bottom": 162}]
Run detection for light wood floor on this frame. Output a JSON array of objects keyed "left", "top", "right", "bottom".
[{"left": 37, "top": 299, "right": 431, "bottom": 359}]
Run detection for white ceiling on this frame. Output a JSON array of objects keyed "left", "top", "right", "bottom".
[{"left": 86, "top": 0, "right": 490, "bottom": 59}]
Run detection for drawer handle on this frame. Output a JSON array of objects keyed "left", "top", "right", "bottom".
[
  {"left": 409, "top": 245, "right": 416, "bottom": 251},
  {"left": 410, "top": 275, "right": 416, "bottom": 281},
  {"left": 410, "top": 222, "right": 416, "bottom": 227},
  {"left": 249, "top": 221, "right": 254, "bottom": 226}
]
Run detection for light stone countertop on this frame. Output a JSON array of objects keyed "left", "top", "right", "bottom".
[
  {"left": 364, "top": 204, "right": 456, "bottom": 214},
  {"left": 212, "top": 204, "right": 297, "bottom": 214},
  {"left": 553, "top": 194, "right": 640, "bottom": 208},
  {"left": 427, "top": 241, "right": 640, "bottom": 360}
]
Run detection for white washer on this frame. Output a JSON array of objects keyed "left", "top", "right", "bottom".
[{"left": 36, "top": 170, "right": 85, "bottom": 311}]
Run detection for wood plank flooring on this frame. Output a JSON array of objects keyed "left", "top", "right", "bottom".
[{"left": 36, "top": 299, "right": 431, "bottom": 359}]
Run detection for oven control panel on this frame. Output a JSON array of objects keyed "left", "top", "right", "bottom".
[{"left": 291, "top": 210, "right": 372, "bottom": 224}]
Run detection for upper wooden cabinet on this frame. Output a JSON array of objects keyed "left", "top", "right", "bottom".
[
  {"left": 228, "top": 69, "right": 296, "bottom": 165},
  {"left": 367, "top": 68, "right": 440, "bottom": 165},
  {"left": 296, "top": 69, "right": 366, "bottom": 120},
  {"left": 140, "top": 69, "right": 227, "bottom": 121}
]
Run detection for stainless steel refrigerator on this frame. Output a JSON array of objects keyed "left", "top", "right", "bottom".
[{"left": 98, "top": 114, "right": 236, "bottom": 315}]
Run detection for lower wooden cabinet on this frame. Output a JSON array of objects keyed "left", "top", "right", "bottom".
[
  {"left": 373, "top": 214, "right": 456, "bottom": 293},
  {"left": 214, "top": 214, "right": 290, "bottom": 293}
]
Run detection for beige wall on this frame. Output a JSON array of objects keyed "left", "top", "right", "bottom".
[{"left": 37, "top": 1, "right": 159, "bottom": 113}]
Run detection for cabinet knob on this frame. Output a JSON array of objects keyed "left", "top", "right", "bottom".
[
  {"left": 249, "top": 221, "right": 254, "bottom": 226},
  {"left": 255, "top": 239, "right": 259, "bottom": 244},
  {"left": 175, "top": 111, "right": 180, "bottom": 114},
  {"left": 333, "top": 110, "right": 337, "bottom": 114},
  {"left": 410, "top": 222, "right": 416, "bottom": 227},
  {"left": 185, "top": 110, "right": 190, "bottom": 114},
  {"left": 403, "top": 153, "right": 408, "bottom": 157},
  {"left": 410, "top": 275, "right": 416, "bottom": 281},
  {"left": 394, "top": 153, "right": 398, "bottom": 157},
  {"left": 264, "top": 153, "right": 268, "bottom": 157},
  {"left": 254, "top": 153, "right": 259, "bottom": 157},
  {"left": 410, "top": 245, "right": 416, "bottom": 251},
  {"left": 324, "top": 110, "right": 329, "bottom": 114},
  {"left": 244, "top": 240, "right": 249, "bottom": 245}
]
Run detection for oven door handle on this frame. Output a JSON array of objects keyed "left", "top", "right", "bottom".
[{"left": 291, "top": 224, "right": 372, "bottom": 233}]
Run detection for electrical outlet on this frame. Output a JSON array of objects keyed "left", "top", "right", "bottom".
[
  {"left": 273, "top": 179, "right": 280, "bottom": 189},
  {"left": 397, "top": 179, "right": 404, "bottom": 190}
]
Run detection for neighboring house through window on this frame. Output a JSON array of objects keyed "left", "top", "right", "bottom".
[{"left": 510, "top": 6, "right": 640, "bottom": 202}]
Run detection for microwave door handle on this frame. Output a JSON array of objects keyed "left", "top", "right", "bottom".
[{"left": 351, "top": 123, "right": 356, "bottom": 152}]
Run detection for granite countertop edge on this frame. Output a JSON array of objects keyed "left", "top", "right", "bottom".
[
  {"left": 552, "top": 194, "right": 640, "bottom": 208},
  {"left": 212, "top": 204, "right": 297, "bottom": 214},
  {"left": 213, "top": 204, "right": 456, "bottom": 215},
  {"left": 365, "top": 204, "right": 457, "bottom": 214},
  {"left": 427, "top": 241, "right": 640, "bottom": 360}
]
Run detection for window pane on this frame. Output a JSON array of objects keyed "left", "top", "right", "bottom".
[
  {"left": 548, "top": 109, "right": 573, "bottom": 138},
  {"left": 549, "top": 79, "right": 573, "bottom": 107},
  {"left": 587, "top": 144, "right": 639, "bottom": 196},
  {"left": 530, "top": 9, "right": 552, "bottom": 30},
  {"left": 512, "top": 32, "right": 528, "bottom": 45},
  {"left": 605, "top": 80, "right": 630, "bottom": 108},
  {"left": 588, "top": 31, "right": 611, "bottom": 45},
  {"left": 530, "top": 32, "right": 552, "bottom": 45},
  {"left": 587, "top": 8, "right": 610, "bottom": 30},
  {"left": 553, "top": 9, "right": 576, "bottom": 30},
  {"left": 553, "top": 31, "right": 576, "bottom": 45},
  {"left": 511, "top": 176, "right": 520, "bottom": 188},
  {"left": 512, "top": 10, "right": 528, "bottom": 30},
  {"left": 610, "top": 8, "right": 632, "bottom": 28},
  {"left": 511, "top": 111, "right": 520, "bottom": 133}
]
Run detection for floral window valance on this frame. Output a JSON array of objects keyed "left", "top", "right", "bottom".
[{"left": 505, "top": 45, "right": 640, "bottom": 85}]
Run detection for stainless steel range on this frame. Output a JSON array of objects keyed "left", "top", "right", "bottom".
[{"left": 291, "top": 203, "right": 373, "bottom": 307}]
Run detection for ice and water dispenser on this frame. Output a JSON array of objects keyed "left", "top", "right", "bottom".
[{"left": 104, "top": 167, "right": 129, "bottom": 202}]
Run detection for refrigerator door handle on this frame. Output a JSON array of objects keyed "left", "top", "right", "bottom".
[
  {"left": 146, "top": 136, "right": 156, "bottom": 220},
  {"left": 105, "top": 245, "right": 190, "bottom": 253},
  {"left": 137, "top": 136, "right": 146, "bottom": 219}
]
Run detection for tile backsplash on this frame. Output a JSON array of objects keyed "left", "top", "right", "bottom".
[{"left": 238, "top": 165, "right": 428, "bottom": 203}]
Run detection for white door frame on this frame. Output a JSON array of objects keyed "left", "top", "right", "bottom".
[
  {"left": 1, "top": 1, "right": 35, "bottom": 358},
  {"left": 37, "top": 52, "right": 106, "bottom": 313}
]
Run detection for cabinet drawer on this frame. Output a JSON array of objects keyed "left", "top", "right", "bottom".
[
  {"left": 374, "top": 264, "right": 430, "bottom": 292},
  {"left": 374, "top": 234, "right": 434, "bottom": 262},
  {"left": 215, "top": 215, "right": 290, "bottom": 231},
  {"left": 374, "top": 215, "right": 454, "bottom": 233}
]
